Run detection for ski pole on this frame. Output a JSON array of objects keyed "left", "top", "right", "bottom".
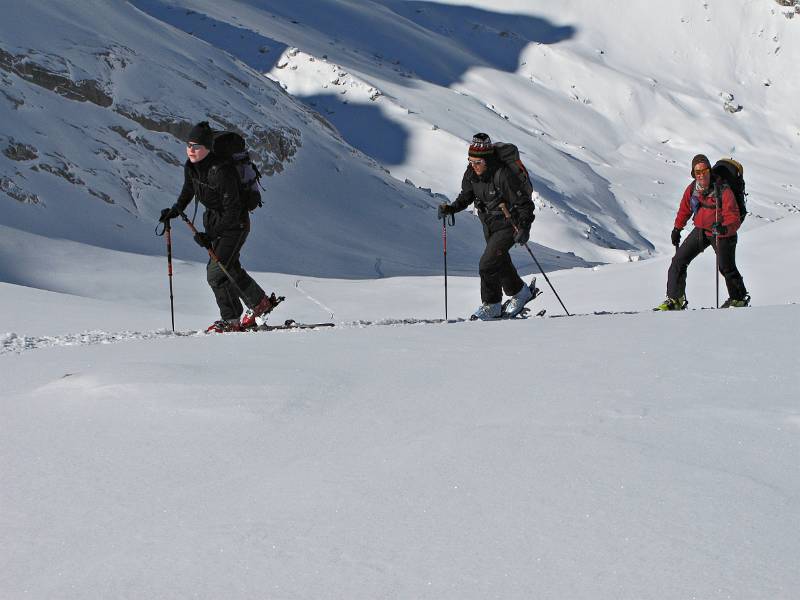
[
  {"left": 439, "top": 211, "right": 455, "bottom": 320},
  {"left": 499, "top": 203, "right": 571, "bottom": 316},
  {"left": 715, "top": 234, "right": 720, "bottom": 309},
  {"left": 178, "top": 212, "right": 256, "bottom": 311},
  {"left": 155, "top": 218, "right": 176, "bottom": 331},
  {"left": 165, "top": 219, "right": 175, "bottom": 332},
  {"left": 714, "top": 189, "right": 720, "bottom": 309}
]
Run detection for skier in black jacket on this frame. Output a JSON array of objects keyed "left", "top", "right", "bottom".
[
  {"left": 159, "top": 121, "right": 275, "bottom": 333},
  {"left": 438, "top": 133, "right": 536, "bottom": 320}
]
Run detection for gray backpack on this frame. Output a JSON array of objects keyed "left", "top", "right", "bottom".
[
  {"left": 209, "top": 131, "right": 263, "bottom": 211},
  {"left": 493, "top": 142, "right": 533, "bottom": 201}
]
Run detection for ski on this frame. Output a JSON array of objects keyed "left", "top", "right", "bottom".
[
  {"left": 547, "top": 306, "right": 717, "bottom": 319},
  {"left": 256, "top": 319, "right": 335, "bottom": 332},
  {"left": 469, "top": 308, "right": 532, "bottom": 322},
  {"left": 348, "top": 317, "right": 466, "bottom": 327},
  {"left": 548, "top": 310, "right": 641, "bottom": 319}
]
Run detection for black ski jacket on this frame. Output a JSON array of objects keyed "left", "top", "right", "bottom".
[
  {"left": 450, "top": 158, "right": 534, "bottom": 233},
  {"left": 172, "top": 154, "right": 246, "bottom": 238}
]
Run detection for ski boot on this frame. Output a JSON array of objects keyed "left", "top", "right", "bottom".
[
  {"left": 240, "top": 292, "right": 282, "bottom": 329},
  {"left": 721, "top": 294, "right": 750, "bottom": 308},
  {"left": 207, "top": 319, "right": 244, "bottom": 333},
  {"left": 470, "top": 302, "right": 502, "bottom": 321},
  {"left": 503, "top": 278, "right": 541, "bottom": 318},
  {"left": 654, "top": 295, "right": 687, "bottom": 311}
]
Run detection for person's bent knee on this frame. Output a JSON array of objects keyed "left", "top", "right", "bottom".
[{"left": 206, "top": 264, "right": 226, "bottom": 288}]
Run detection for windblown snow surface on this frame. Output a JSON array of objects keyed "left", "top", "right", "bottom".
[{"left": 2, "top": 1, "right": 800, "bottom": 599}]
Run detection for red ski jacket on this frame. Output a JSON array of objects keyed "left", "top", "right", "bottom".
[{"left": 674, "top": 181, "right": 741, "bottom": 238}]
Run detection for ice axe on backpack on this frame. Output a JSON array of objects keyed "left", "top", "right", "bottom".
[
  {"left": 499, "top": 203, "right": 571, "bottom": 316},
  {"left": 177, "top": 211, "right": 257, "bottom": 313}
]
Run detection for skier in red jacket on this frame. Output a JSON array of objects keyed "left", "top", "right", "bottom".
[{"left": 656, "top": 154, "right": 749, "bottom": 310}]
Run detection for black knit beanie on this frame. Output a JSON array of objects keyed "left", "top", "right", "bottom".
[
  {"left": 690, "top": 154, "right": 711, "bottom": 176},
  {"left": 187, "top": 121, "right": 214, "bottom": 148},
  {"left": 468, "top": 132, "right": 494, "bottom": 159}
]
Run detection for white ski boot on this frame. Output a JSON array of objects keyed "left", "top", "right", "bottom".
[
  {"left": 470, "top": 302, "right": 502, "bottom": 321},
  {"left": 503, "top": 278, "right": 540, "bottom": 318}
]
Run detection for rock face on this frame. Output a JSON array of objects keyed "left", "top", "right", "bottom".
[
  {"left": 0, "top": 2, "right": 455, "bottom": 277},
  {"left": 1, "top": 176, "right": 40, "bottom": 205},
  {"left": 0, "top": 1, "right": 310, "bottom": 242},
  {"left": 0, "top": 45, "right": 301, "bottom": 201},
  {"left": 3, "top": 141, "right": 38, "bottom": 161},
  {"left": 0, "top": 48, "right": 113, "bottom": 108}
]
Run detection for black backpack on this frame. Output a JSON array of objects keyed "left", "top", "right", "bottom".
[
  {"left": 209, "top": 131, "right": 263, "bottom": 211},
  {"left": 492, "top": 142, "right": 534, "bottom": 202},
  {"left": 712, "top": 158, "right": 746, "bottom": 222}
]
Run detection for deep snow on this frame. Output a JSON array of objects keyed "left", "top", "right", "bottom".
[{"left": 3, "top": 215, "right": 800, "bottom": 598}]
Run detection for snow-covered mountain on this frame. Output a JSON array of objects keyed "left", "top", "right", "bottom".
[
  {"left": 138, "top": 0, "right": 800, "bottom": 263},
  {"left": 3, "top": 2, "right": 800, "bottom": 599},
  {"left": 3, "top": 0, "right": 799, "bottom": 283},
  {"left": 0, "top": 0, "right": 491, "bottom": 279}
]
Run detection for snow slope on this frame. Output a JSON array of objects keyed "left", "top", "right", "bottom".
[
  {"left": 2, "top": 231, "right": 800, "bottom": 598},
  {"left": 0, "top": 0, "right": 494, "bottom": 278},
  {"left": 133, "top": 0, "right": 800, "bottom": 263},
  {"left": 3, "top": 0, "right": 799, "bottom": 281}
]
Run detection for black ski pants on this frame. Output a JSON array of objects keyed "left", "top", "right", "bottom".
[
  {"left": 207, "top": 222, "right": 265, "bottom": 321},
  {"left": 479, "top": 225, "right": 525, "bottom": 304},
  {"left": 666, "top": 227, "right": 747, "bottom": 301}
]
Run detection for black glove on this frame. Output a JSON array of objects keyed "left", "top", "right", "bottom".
[
  {"left": 159, "top": 206, "right": 180, "bottom": 223},
  {"left": 193, "top": 231, "right": 212, "bottom": 249},
  {"left": 671, "top": 228, "right": 681, "bottom": 247},
  {"left": 437, "top": 203, "right": 455, "bottom": 219},
  {"left": 514, "top": 225, "right": 530, "bottom": 245},
  {"left": 711, "top": 222, "right": 727, "bottom": 236}
]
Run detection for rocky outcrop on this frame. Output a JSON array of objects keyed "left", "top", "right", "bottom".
[
  {"left": 0, "top": 48, "right": 113, "bottom": 107},
  {"left": 1, "top": 176, "right": 41, "bottom": 205},
  {"left": 3, "top": 140, "right": 38, "bottom": 161},
  {"left": 0, "top": 41, "right": 301, "bottom": 217}
]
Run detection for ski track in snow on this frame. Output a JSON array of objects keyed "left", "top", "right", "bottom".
[
  {"left": 0, "top": 318, "right": 466, "bottom": 354},
  {"left": 0, "top": 329, "right": 202, "bottom": 355},
  {"left": 294, "top": 279, "right": 336, "bottom": 319},
  {"left": 0, "top": 311, "right": 675, "bottom": 354}
]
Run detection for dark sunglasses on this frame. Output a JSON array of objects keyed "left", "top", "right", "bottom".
[
  {"left": 694, "top": 167, "right": 710, "bottom": 177},
  {"left": 468, "top": 158, "right": 486, "bottom": 165},
  {"left": 187, "top": 142, "right": 205, "bottom": 151}
]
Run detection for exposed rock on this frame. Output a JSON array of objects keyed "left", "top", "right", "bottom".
[
  {"left": 108, "top": 125, "right": 181, "bottom": 165},
  {"left": 720, "top": 92, "right": 743, "bottom": 114},
  {"left": 88, "top": 188, "right": 115, "bottom": 204},
  {"left": 109, "top": 125, "right": 134, "bottom": 139},
  {"left": 113, "top": 107, "right": 195, "bottom": 140},
  {"left": 212, "top": 115, "right": 300, "bottom": 176},
  {"left": 0, "top": 47, "right": 113, "bottom": 107},
  {"left": 94, "top": 145, "right": 121, "bottom": 161},
  {"left": 0, "top": 176, "right": 41, "bottom": 205},
  {"left": 31, "top": 159, "right": 85, "bottom": 185},
  {"left": 155, "top": 150, "right": 182, "bottom": 166},
  {"left": 3, "top": 140, "right": 38, "bottom": 161}
]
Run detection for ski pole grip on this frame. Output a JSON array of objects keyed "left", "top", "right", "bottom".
[
  {"left": 179, "top": 211, "right": 221, "bottom": 263},
  {"left": 498, "top": 203, "right": 519, "bottom": 232}
]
